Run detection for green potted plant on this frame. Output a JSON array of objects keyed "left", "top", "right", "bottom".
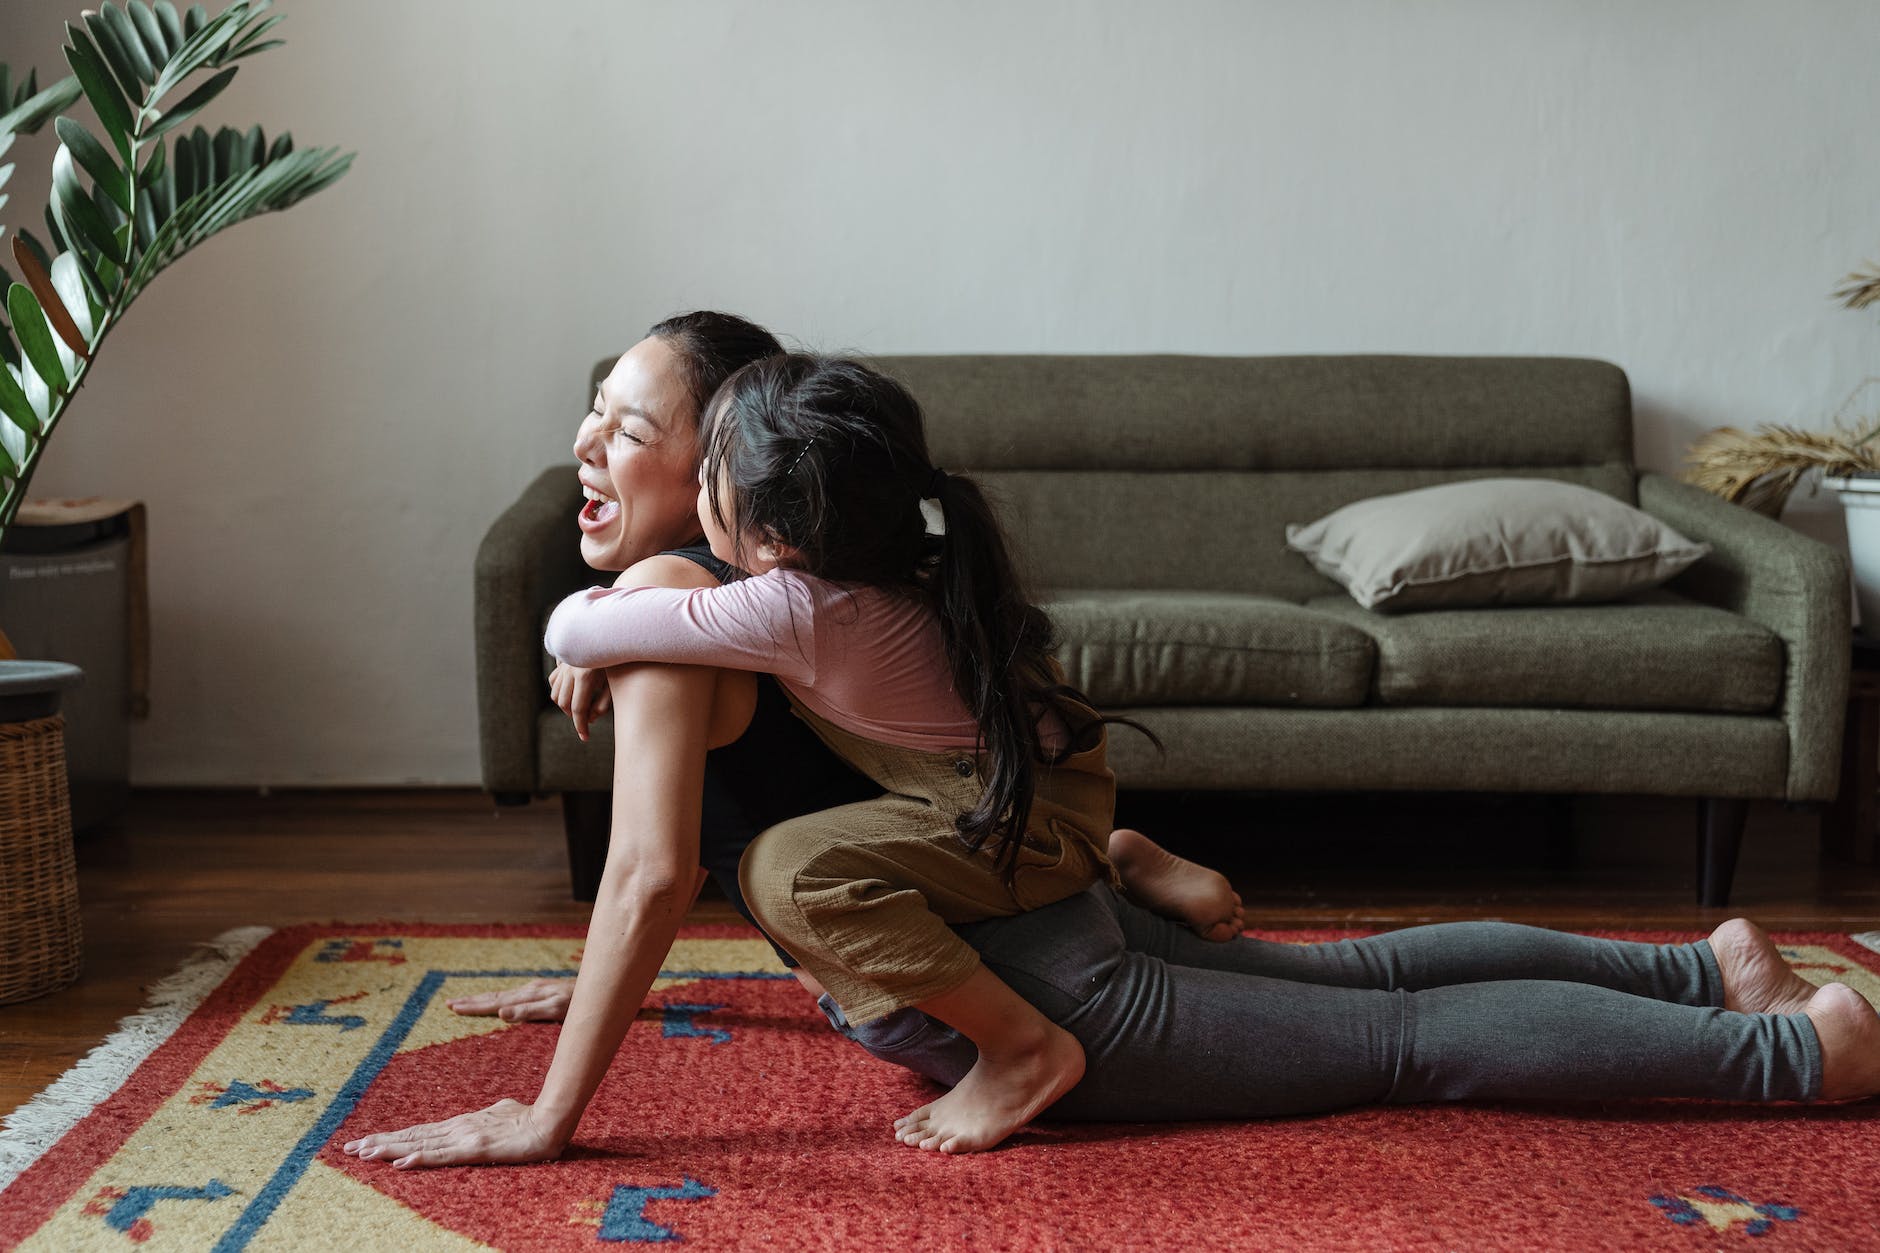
[{"left": 0, "top": 3, "right": 348, "bottom": 994}]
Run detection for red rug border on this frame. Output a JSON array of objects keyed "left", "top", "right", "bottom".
[{"left": 3, "top": 921, "right": 1873, "bottom": 1246}]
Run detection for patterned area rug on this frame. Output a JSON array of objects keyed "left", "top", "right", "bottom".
[{"left": 2, "top": 923, "right": 1878, "bottom": 1251}]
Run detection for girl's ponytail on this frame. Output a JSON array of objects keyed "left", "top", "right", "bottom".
[{"left": 926, "top": 470, "right": 1064, "bottom": 863}]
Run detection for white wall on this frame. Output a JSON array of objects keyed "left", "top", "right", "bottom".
[{"left": 1, "top": 0, "right": 1876, "bottom": 785}]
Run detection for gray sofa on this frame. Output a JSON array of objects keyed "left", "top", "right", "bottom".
[{"left": 476, "top": 354, "right": 1850, "bottom": 906}]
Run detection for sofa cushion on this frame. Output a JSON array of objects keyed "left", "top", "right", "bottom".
[
  {"left": 1044, "top": 590, "right": 1375, "bottom": 707},
  {"left": 1285, "top": 478, "right": 1711, "bottom": 611},
  {"left": 1304, "top": 588, "right": 1782, "bottom": 713}
]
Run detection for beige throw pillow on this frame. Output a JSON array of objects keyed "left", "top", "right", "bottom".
[{"left": 1284, "top": 478, "right": 1711, "bottom": 612}]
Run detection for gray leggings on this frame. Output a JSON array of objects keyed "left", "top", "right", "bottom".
[{"left": 818, "top": 885, "right": 1822, "bottom": 1119}]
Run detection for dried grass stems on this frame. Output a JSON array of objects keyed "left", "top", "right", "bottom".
[
  {"left": 1684, "top": 423, "right": 1880, "bottom": 518},
  {"left": 1835, "top": 263, "right": 1880, "bottom": 312},
  {"left": 1681, "top": 263, "right": 1880, "bottom": 517}
]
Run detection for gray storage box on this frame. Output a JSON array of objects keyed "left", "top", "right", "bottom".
[{"left": 0, "top": 499, "right": 147, "bottom": 833}]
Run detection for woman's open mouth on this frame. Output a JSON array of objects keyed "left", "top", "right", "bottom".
[{"left": 578, "top": 486, "right": 620, "bottom": 533}]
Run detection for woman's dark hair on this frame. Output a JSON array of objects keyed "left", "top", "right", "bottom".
[
  {"left": 699, "top": 353, "right": 1153, "bottom": 868},
  {"left": 645, "top": 311, "right": 784, "bottom": 425}
]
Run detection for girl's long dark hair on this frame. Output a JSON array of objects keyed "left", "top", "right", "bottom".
[{"left": 700, "top": 353, "right": 1154, "bottom": 867}]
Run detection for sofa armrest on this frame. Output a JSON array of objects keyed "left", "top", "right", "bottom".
[
  {"left": 1637, "top": 470, "right": 1850, "bottom": 801},
  {"left": 474, "top": 466, "right": 594, "bottom": 794}
]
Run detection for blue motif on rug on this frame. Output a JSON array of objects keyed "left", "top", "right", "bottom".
[
  {"left": 598, "top": 1176, "right": 717, "bottom": 1242},
  {"left": 660, "top": 1004, "right": 731, "bottom": 1045},
  {"left": 98, "top": 1180, "right": 237, "bottom": 1232},
  {"left": 1649, "top": 1185, "right": 1802, "bottom": 1236}
]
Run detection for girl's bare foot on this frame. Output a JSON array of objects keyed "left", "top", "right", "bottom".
[
  {"left": 1710, "top": 918, "right": 1817, "bottom": 1015},
  {"left": 1108, "top": 827, "right": 1244, "bottom": 941},
  {"left": 891, "top": 1020, "right": 1084, "bottom": 1154},
  {"left": 1802, "top": 982, "right": 1880, "bottom": 1101}
]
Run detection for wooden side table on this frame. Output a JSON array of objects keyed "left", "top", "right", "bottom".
[{"left": 1825, "top": 634, "right": 1880, "bottom": 862}]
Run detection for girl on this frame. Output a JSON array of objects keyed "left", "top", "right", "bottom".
[{"left": 544, "top": 352, "right": 1161, "bottom": 1153}]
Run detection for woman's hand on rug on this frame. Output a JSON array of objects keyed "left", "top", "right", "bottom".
[
  {"left": 341, "top": 1098, "right": 567, "bottom": 1169},
  {"left": 445, "top": 978, "right": 573, "bottom": 1022},
  {"left": 549, "top": 662, "right": 612, "bottom": 741}
]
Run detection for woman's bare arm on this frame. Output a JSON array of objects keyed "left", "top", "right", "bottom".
[
  {"left": 343, "top": 659, "right": 718, "bottom": 1167},
  {"left": 342, "top": 558, "right": 752, "bottom": 1167}
]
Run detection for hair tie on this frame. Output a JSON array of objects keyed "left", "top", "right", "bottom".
[{"left": 919, "top": 466, "right": 948, "bottom": 537}]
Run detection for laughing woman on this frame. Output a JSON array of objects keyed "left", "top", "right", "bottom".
[{"left": 342, "top": 314, "right": 1880, "bottom": 1168}]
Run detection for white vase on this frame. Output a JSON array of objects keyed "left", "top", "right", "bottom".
[{"left": 1825, "top": 474, "right": 1880, "bottom": 631}]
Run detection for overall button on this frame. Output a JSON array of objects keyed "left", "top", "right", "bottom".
[{"left": 953, "top": 758, "right": 974, "bottom": 778}]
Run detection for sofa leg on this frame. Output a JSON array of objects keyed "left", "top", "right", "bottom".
[
  {"left": 1696, "top": 798, "right": 1749, "bottom": 908},
  {"left": 561, "top": 791, "right": 611, "bottom": 902}
]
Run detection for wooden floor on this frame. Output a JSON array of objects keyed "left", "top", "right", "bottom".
[{"left": 3, "top": 786, "right": 1878, "bottom": 1123}]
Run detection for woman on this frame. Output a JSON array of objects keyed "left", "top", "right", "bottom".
[{"left": 343, "top": 314, "right": 1880, "bottom": 1168}]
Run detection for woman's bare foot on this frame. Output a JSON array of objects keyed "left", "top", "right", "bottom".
[
  {"left": 891, "top": 1020, "right": 1084, "bottom": 1154},
  {"left": 1710, "top": 918, "right": 1817, "bottom": 1015},
  {"left": 1108, "top": 827, "right": 1244, "bottom": 941},
  {"left": 1803, "top": 982, "right": 1880, "bottom": 1101}
]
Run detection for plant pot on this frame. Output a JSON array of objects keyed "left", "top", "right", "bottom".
[
  {"left": 1825, "top": 474, "right": 1880, "bottom": 630},
  {"left": 0, "top": 659, "right": 86, "bottom": 1004}
]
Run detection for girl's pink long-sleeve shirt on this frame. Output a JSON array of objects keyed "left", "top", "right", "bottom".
[{"left": 544, "top": 568, "right": 981, "bottom": 752}]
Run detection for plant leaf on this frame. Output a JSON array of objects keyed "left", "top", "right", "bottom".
[
  {"left": 146, "top": 65, "right": 235, "bottom": 140},
  {"left": 149, "top": 7, "right": 242, "bottom": 101},
  {"left": 64, "top": 28, "right": 135, "bottom": 160},
  {"left": 14, "top": 230, "right": 51, "bottom": 276},
  {"left": 101, "top": 4, "right": 158, "bottom": 84},
  {"left": 18, "top": 354, "right": 51, "bottom": 422},
  {"left": 228, "top": 15, "right": 284, "bottom": 59},
  {"left": 147, "top": 144, "right": 176, "bottom": 225},
  {"left": 129, "top": 2, "right": 172, "bottom": 62},
  {"left": 0, "top": 75, "right": 83, "bottom": 137},
  {"left": 7, "top": 284, "right": 67, "bottom": 394},
  {"left": 134, "top": 192, "right": 157, "bottom": 251},
  {"left": 52, "top": 145, "right": 128, "bottom": 265},
  {"left": 191, "top": 126, "right": 215, "bottom": 185},
  {"left": 54, "top": 117, "right": 131, "bottom": 212},
  {"left": 174, "top": 129, "right": 196, "bottom": 199},
  {"left": 185, "top": 4, "right": 209, "bottom": 38},
  {"left": 212, "top": 126, "right": 240, "bottom": 180},
  {"left": 84, "top": 11, "right": 148, "bottom": 100},
  {"left": 228, "top": 39, "right": 283, "bottom": 62},
  {"left": 141, "top": 140, "right": 167, "bottom": 181},
  {"left": 12, "top": 236, "right": 88, "bottom": 358},
  {"left": 0, "top": 361, "right": 37, "bottom": 435},
  {"left": 48, "top": 253, "right": 98, "bottom": 343},
  {"left": 154, "top": 1, "right": 185, "bottom": 52}
]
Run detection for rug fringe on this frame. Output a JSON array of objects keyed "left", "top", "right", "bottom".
[{"left": 0, "top": 925, "right": 274, "bottom": 1194}]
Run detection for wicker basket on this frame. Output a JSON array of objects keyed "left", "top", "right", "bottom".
[{"left": 0, "top": 712, "right": 83, "bottom": 1004}]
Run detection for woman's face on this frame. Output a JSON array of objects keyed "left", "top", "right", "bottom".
[{"left": 573, "top": 336, "right": 704, "bottom": 570}]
